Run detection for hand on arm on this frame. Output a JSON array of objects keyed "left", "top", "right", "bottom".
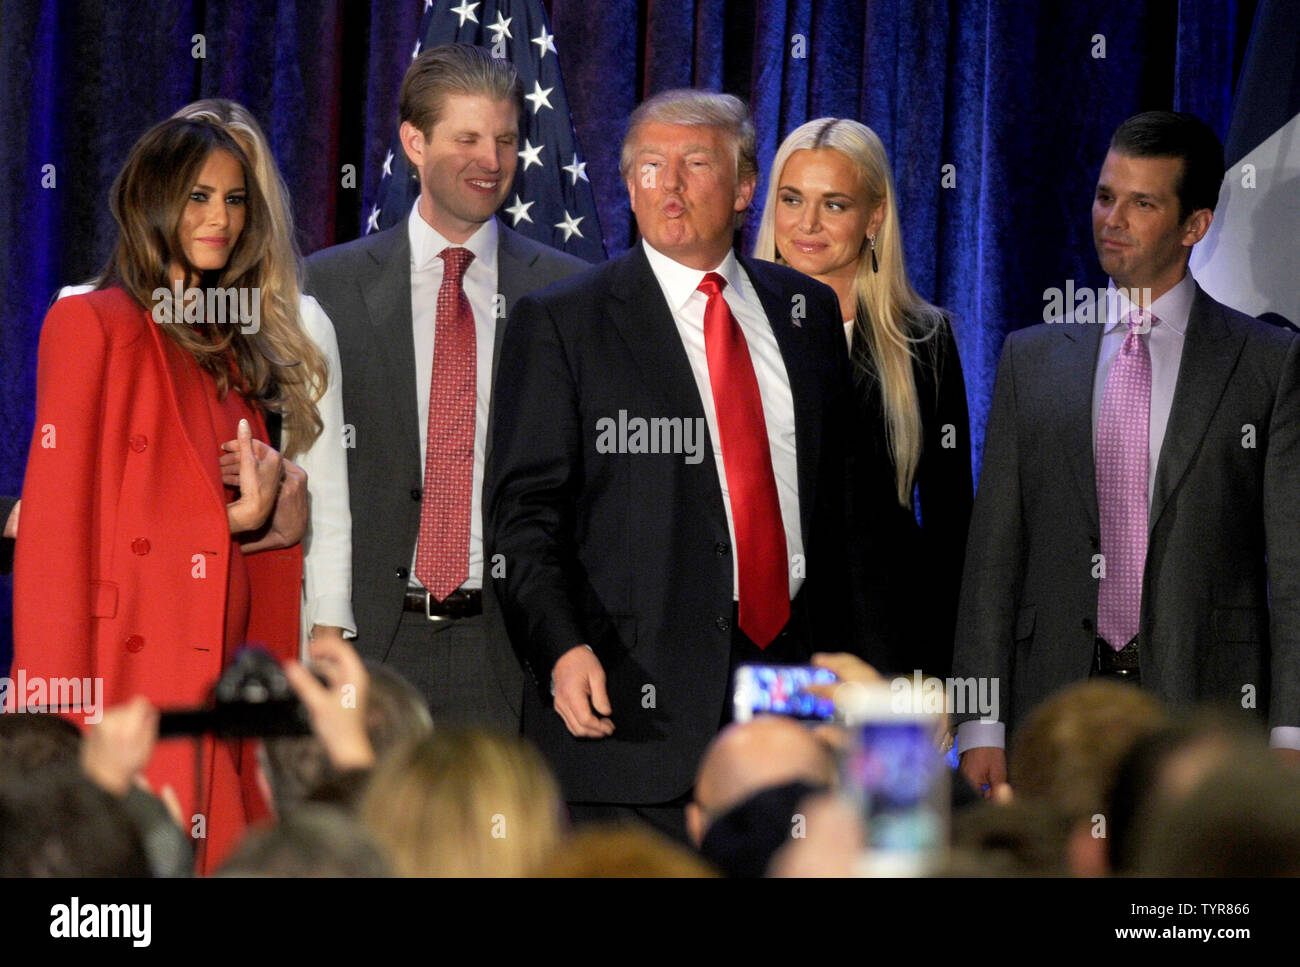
[{"left": 220, "top": 426, "right": 309, "bottom": 550}]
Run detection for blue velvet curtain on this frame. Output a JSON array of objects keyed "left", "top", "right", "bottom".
[{"left": 0, "top": 0, "right": 1259, "bottom": 665}]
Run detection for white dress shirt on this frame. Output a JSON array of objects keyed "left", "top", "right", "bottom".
[
  {"left": 55, "top": 285, "right": 358, "bottom": 658},
  {"left": 641, "top": 239, "right": 804, "bottom": 599},
  {"left": 406, "top": 202, "right": 499, "bottom": 592}
]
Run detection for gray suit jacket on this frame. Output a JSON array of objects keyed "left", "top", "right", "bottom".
[
  {"left": 953, "top": 283, "right": 1300, "bottom": 736},
  {"left": 303, "top": 219, "right": 588, "bottom": 718}
]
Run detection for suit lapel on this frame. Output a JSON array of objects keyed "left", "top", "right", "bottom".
[
  {"left": 1055, "top": 317, "right": 1105, "bottom": 532},
  {"left": 361, "top": 226, "right": 421, "bottom": 471},
  {"left": 141, "top": 307, "right": 227, "bottom": 510},
  {"left": 1148, "top": 287, "right": 1245, "bottom": 533},
  {"left": 607, "top": 245, "right": 711, "bottom": 425},
  {"left": 737, "top": 254, "right": 820, "bottom": 543},
  {"left": 494, "top": 223, "right": 540, "bottom": 387}
]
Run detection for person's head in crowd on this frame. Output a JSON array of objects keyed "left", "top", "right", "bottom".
[
  {"left": 535, "top": 824, "right": 717, "bottom": 877},
  {"left": 0, "top": 767, "right": 150, "bottom": 876},
  {"left": 398, "top": 43, "right": 524, "bottom": 243},
  {"left": 753, "top": 117, "right": 946, "bottom": 507},
  {"left": 944, "top": 800, "right": 1074, "bottom": 876},
  {"left": 765, "top": 791, "right": 866, "bottom": 878},
  {"left": 1107, "top": 713, "right": 1262, "bottom": 874},
  {"left": 217, "top": 806, "right": 390, "bottom": 877},
  {"left": 1135, "top": 753, "right": 1300, "bottom": 876},
  {"left": 360, "top": 728, "right": 562, "bottom": 877},
  {"left": 96, "top": 113, "right": 325, "bottom": 456},
  {"left": 687, "top": 715, "right": 838, "bottom": 847},
  {"left": 621, "top": 88, "right": 758, "bottom": 270},
  {"left": 1008, "top": 679, "right": 1167, "bottom": 876},
  {"left": 1093, "top": 110, "right": 1224, "bottom": 302},
  {"left": 699, "top": 779, "right": 829, "bottom": 877},
  {"left": 259, "top": 660, "right": 433, "bottom": 816},
  {"left": 0, "top": 711, "right": 81, "bottom": 772},
  {"left": 168, "top": 98, "right": 327, "bottom": 458}
]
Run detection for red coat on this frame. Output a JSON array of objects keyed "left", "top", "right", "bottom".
[{"left": 13, "top": 287, "right": 301, "bottom": 871}]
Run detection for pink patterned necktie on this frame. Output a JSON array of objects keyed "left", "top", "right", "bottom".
[
  {"left": 1096, "top": 308, "right": 1154, "bottom": 650},
  {"left": 414, "top": 246, "right": 475, "bottom": 601}
]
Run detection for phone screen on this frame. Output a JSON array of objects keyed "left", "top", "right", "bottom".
[
  {"left": 842, "top": 717, "right": 949, "bottom": 876},
  {"left": 731, "top": 664, "right": 838, "bottom": 723}
]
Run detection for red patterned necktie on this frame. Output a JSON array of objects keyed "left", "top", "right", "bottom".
[
  {"left": 698, "top": 272, "right": 790, "bottom": 647},
  {"left": 414, "top": 246, "right": 475, "bottom": 601}
]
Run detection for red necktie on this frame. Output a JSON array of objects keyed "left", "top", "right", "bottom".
[
  {"left": 414, "top": 246, "right": 475, "bottom": 601},
  {"left": 698, "top": 272, "right": 790, "bottom": 647}
]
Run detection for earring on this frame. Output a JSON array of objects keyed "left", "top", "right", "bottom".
[{"left": 869, "top": 234, "right": 879, "bottom": 273}]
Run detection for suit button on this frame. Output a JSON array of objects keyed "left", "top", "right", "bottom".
[
  {"left": 131, "top": 538, "right": 151, "bottom": 556},
  {"left": 125, "top": 635, "right": 145, "bottom": 653},
  {"left": 396, "top": 566, "right": 409, "bottom": 580},
  {"left": 714, "top": 541, "right": 729, "bottom": 556},
  {"left": 716, "top": 615, "right": 730, "bottom": 632},
  {"left": 411, "top": 488, "right": 422, "bottom": 502},
  {"left": 1081, "top": 618, "right": 1093, "bottom": 633},
  {"left": 1089, "top": 536, "right": 1099, "bottom": 549},
  {"left": 129, "top": 434, "right": 148, "bottom": 453}
]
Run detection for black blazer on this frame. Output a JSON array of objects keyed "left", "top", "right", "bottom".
[
  {"left": 849, "top": 313, "right": 972, "bottom": 679},
  {"left": 953, "top": 283, "right": 1300, "bottom": 736},
  {"left": 304, "top": 220, "right": 588, "bottom": 717},
  {"left": 485, "top": 243, "right": 860, "bottom": 804}
]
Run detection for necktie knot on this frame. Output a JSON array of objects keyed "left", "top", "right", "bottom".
[
  {"left": 698, "top": 272, "right": 727, "bottom": 298},
  {"left": 440, "top": 246, "right": 474, "bottom": 283},
  {"left": 1125, "top": 307, "right": 1156, "bottom": 336}
]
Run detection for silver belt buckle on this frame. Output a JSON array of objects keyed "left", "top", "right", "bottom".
[{"left": 424, "top": 590, "right": 451, "bottom": 624}]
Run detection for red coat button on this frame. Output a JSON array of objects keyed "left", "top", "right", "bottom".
[
  {"left": 131, "top": 538, "right": 151, "bottom": 555},
  {"left": 125, "top": 635, "right": 145, "bottom": 653},
  {"left": 129, "top": 435, "right": 148, "bottom": 452}
]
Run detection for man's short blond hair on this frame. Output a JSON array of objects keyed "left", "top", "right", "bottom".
[{"left": 619, "top": 88, "right": 758, "bottom": 184}]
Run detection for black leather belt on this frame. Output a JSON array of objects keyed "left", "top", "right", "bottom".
[
  {"left": 1094, "top": 636, "right": 1140, "bottom": 681},
  {"left": 402, "top": 588, "right": 482, "bottom": 621}
]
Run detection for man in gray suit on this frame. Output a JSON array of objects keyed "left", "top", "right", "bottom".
[
  {"left": 955, "top": 111, "right": 1300, "bottom": 793},
  {"left": 305, "top": 45, "right": 587, "bottom": 731}
]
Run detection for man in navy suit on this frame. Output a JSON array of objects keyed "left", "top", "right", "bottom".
[{"left": 485, "top": 90, "right": 862, "bottom": 837}]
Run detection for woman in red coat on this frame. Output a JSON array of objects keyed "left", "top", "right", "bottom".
[{"left": 13, "top": 117, "right": 326, "bottom": 872}]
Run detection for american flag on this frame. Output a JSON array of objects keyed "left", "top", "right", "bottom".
[{"left": 370, "top": 0, "right": 605, "bottom": 263}]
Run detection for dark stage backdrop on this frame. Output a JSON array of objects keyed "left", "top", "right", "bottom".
[{"left": 0, "top": 0, "right": 1259, "bottom": 666}]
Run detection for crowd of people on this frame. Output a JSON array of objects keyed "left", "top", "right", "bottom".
[{"left": 3, "top": 39, "right": 1299, "bottom": 876}]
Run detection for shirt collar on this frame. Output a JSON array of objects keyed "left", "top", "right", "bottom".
[
  {"left": 1104, "top": 272, "right": 1195, "bottom": 336},
  {"left": 641, "top": 238, "right": 743, "bottom": 313},
  {"left": 408, "top": 199, "right": 499, "bottom": 274}
]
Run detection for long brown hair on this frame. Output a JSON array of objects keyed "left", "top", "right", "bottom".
[{"left": 96, "top": 116, "right": 323, "bottom": 457}]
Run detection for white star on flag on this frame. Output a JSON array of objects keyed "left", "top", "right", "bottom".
[
  {"left": 554, "top": 210, "right": 584, "bottom": 242},
  {"left": 366, "top": 205, "right": 381, "bottom": 234},
  {"left": 487, "top": 11, "right": 512, "bottom": 40},
  {"left": 531, "top": 26, "right": 557, "bottom": 60},
  {"left": 382, "top": 150, "right": 393, "bottom": 178},
  {"left": 524, "top": 81, "right": 554, "bottom": 115},
  {"left": 562, "top": 154, "right": 589, "bottom": 185},
  {"left": 505, "top": 194, "right": 535, "bottom": 226},
  {"left": 450, "top": 0, "right": 479, "bottom": 27},
  {"left": 518, "top": 138, "right": 544, "bottom": 170}
]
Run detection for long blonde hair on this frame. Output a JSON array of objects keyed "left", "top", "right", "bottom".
[
  {"left": 754, "top": 118, "right": 945, "bottom": 506},
  {"left": 168, "top": 99, "right": 326, "bottom": 459},
  {"left": 360, "top": 729, "right": 564, "bottom": 877}
]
